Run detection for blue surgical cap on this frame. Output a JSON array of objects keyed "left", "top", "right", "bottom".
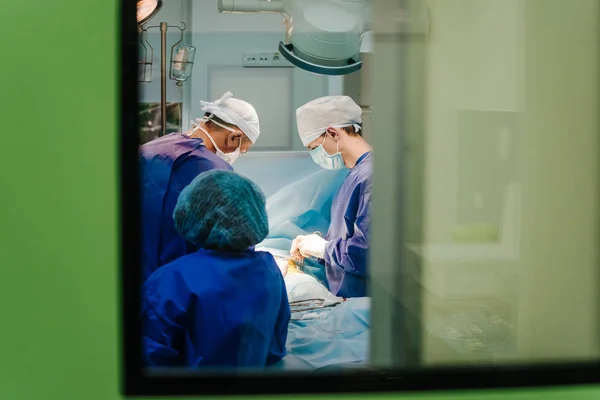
[{"left": 173, "top": 169, "right": 269, "bottom": 252}]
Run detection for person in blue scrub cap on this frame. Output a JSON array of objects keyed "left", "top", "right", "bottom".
[
  {"left": 290, "top": 96, "right": 372, "bottom": 298},
  {"left": 139, "top": 91, "right": 261, "bottom": 282},
  {"left": 142, "top": 170, "right": 290, "bottom": 369}
]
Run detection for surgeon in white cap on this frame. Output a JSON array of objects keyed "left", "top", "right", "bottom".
[
  {"left": 140, "top": 91, "right": 261, "bottom": 282},
  {"left": 290, "top": 95, "right": 373, "bottom": 298}
]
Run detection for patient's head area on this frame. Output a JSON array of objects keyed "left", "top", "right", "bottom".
[
  {"left": 173, "top": 170, "right": 269, "bottom": 252},
  {"left": 270, "top": 255, "right": 341, "bottom": 303}
]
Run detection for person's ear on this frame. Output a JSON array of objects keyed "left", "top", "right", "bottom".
[
  {"left": 326, "top": 127, "right": 340, "bottom": 141},
  {"left": 226, "top": 131, "right": 243, "bottom": 147}
]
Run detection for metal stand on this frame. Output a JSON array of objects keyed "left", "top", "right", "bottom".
[
  {"left": 160, "top": 22, "right": 167, "bottom": 137},
  {"left": 138, "top": 22, "right": 190, "bottom": 137}
]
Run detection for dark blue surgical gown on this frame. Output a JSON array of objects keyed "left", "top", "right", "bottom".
[
  {"left": 322, "top": 152, "right": 373, "bottom": 298},
  {"left": 140, "top": 133, "right": 232, "bottom": 282},
  {"left": 142, "top": 249, "right": 291, "bottom": 368}
]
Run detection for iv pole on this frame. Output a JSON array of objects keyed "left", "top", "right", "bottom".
[
  {"left": 137, "top": 0, "right": 194, "bottom": 138},
  {"left": 138, "top": 21, "right": 192, "bottom": 138},
  {"left": 160, "top": 22, "right": 167, "bottom": 138}
]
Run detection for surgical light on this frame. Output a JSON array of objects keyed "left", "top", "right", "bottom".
[
  {"left": 218, "top": 0, "right": 371, "bottom": 76},
  {"left": 137, "top": 0, "right": 163, "bottom": 25}
]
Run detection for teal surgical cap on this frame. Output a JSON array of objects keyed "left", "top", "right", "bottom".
[{"left": 173, "top": 170, "right": 269, "bottom": 252}]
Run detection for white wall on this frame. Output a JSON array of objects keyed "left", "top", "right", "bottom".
[
  {"left": 187, "top": 0, "right": 342, "bottom": 99},
  {"left": 185, "top": 1, "right": 332, "bottom": 151},
  {"left": 138, "top": 0, "right": 343, "bottom": 147}
]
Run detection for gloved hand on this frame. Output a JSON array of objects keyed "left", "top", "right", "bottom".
[
  {"left": 296, "top": 234, "right": 327, "bottom": 259},
  {"left": 289, "top": 236, "right": 304, "bottom": 260},
  {"left": 275, "top": 258, "right": 289, "bottom": 276}
]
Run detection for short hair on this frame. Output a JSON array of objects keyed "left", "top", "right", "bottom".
[
  {"left": 203, "top": 112, "right": 234, "bottom": 129},
  {"left": 342, "top": 123, "right": 363, "bottom": 137}
]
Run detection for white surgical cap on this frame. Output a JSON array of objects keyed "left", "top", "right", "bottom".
[
  {"left": 296, "top": 95, "right": 362, "bottom": 146},
  {"left": 199, "top": 91, "right": 260, "bottom": 143}
]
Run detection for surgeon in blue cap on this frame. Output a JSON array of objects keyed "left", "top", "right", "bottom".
[
  {"left": 140, "top": 91, "right": 261, "bottom": 282},
  {"left": 142, "top": 170, "right": 290, "bottom": 369},
  {"left": 290, "top": 96, "right": 372, "bottom": 299}
]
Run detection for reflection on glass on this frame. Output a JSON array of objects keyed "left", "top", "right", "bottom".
[{"left": 370, "top": 0, "right": 600, "bottom": 369}]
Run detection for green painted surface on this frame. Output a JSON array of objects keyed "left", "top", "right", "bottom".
[{"left": 0, "top": 0, "right": 599, "bottom": 399}]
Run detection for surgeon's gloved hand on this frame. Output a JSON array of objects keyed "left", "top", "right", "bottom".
[
  {"left": 290, "top": 236, "right": 304, "bottom": 260},
  {"left": 297, "top": 234, "right": 327, "bottom": 259}
]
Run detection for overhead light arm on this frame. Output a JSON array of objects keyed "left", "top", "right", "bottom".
[{"left": 217, "top": 0, "right": 283, "bottom": 13}]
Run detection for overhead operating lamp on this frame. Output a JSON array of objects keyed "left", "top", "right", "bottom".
[
  {"left": 218, "top": 0, "right": 372, "bottom": 76},
  {"left": 137, "top": 0, "right": 163, "bottom": 26},
  {"left": 137, "top": 0, "right": 195, "bottom": 138}
]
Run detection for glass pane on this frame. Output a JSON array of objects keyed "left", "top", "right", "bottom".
[
  {"left": 370, "top": 0, "right": 600, "bottom": 368},
  {"left": 132, "top": 0, "right": 600, "bottom": 384}
]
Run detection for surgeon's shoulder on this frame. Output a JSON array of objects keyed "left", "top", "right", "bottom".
[
  {"left": 356, "top": 156, "right": 373, "bottom": 188},
  {"left": 145, "top": 256, "right": 187, "bottom": 280},
  {"left": 254, "top": 249, "right": 277, "bottom": 263},
  {"left": 358, "top": 152, "right": 374, "bottom": 172},
  {"left": 142, "top": 258, "right": 193, "bottom": 301},
  {"left": 254, "top": 251, "right": 284, "bottom": 275}
]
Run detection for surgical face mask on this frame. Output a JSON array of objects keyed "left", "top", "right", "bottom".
[
  {"left": 192, "top": 120, "right": 242, "bottom": 165},
  {"left": 205, "top": 131, "right": 241, "bottom": 165},
  {"left": 309, "top": 135, "right": 345, "bottom": 170}
]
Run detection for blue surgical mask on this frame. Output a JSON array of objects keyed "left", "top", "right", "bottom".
[{"left": 309, "top": 136, "right": 345, "bottom": 170}]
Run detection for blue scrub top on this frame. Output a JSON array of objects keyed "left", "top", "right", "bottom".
[
  {"left": 139, "top": 133, "right": 233, "bottom": 282},
  {"left": 322, "top": 152, "right": 373, "bottom": 298},
  {"left": 142, "top": 249, "right": 290, "bottom": 369}
]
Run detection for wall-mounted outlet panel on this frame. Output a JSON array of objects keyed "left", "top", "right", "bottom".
[{"left": 242, "top": 51, "right": 294, "bottom": 68}]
